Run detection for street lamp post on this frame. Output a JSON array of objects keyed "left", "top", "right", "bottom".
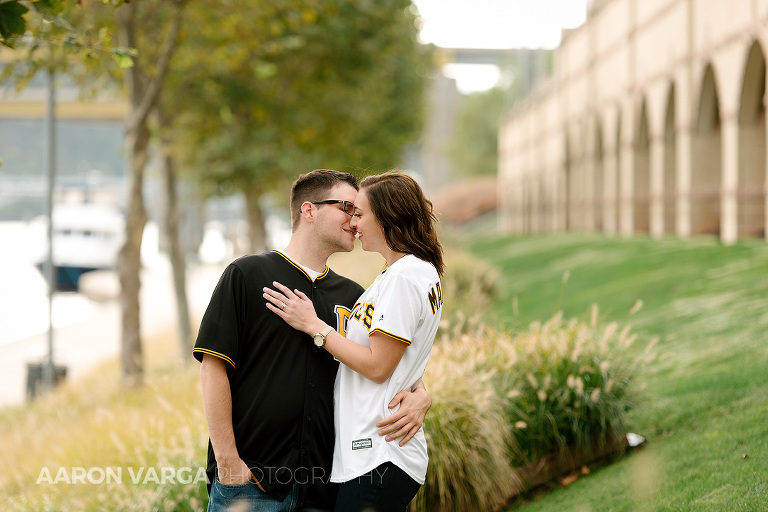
[{"left": 42, "top": 68, "right": 56, "bottom": 393}]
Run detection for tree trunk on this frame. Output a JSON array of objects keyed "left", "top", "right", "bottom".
[
  {"left": 115, "top": 1, "right": 183, "bottom": 388},
  {"left": 244, "top": 187, "right": 268, "bottom": 254},
  {"left": 158, "top": 109, "right": 193, "bottom": 362},
  {"left": 117, "top": 122, "right": 149, "bottom": 388},
  {"left": 116, "top": 3, "right": 147, "bottom": 389}
]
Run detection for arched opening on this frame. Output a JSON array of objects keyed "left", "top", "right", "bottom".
[
  {"left": 594, "top": 120, "right": 604, "bottom": 231},
  {"left": 528, "top": 171, "right": 540, "bottom": 232},
  {"left": 737, "top": 40, "right": 766, "bottom": 238},
  {"left": 692, "top": 64, "right": 722, "bottom": 235},
  {"left": 537, "top": 172, "right": 547, "bottom": 232},
  {"left": 523, "top": 175, "right": 532, "bottom": 233},
  {"left": 664, "top": 83, "right": 677, "bottom": 235},
  {"left": 634, "top": 100, "right": 651, "bottom": 233},
  {"left": 564, "top": 136, "right": 573, "bottom": 230},
  {"left": 545, "top": 170, "right": 558, "bottom": 231}
]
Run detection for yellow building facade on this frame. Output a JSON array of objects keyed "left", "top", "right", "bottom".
[{"left": 499, "top": 0, "right": 768, "bottom": 243}]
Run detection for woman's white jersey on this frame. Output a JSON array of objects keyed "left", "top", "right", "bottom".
[{"left": 330, "top": 254, "right": 443, "bottom": 485}]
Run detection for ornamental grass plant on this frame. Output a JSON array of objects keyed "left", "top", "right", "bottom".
[
  {"left": 412, "top": 302, "right": 654, "bottom": 511},
  {"left": 411, "top": 336, "right": 521, "bottom": 512},
  {"left": 0, "top": 336, "right": 209, "bottom": 512},
  {"left": 495, "top": 307, "right": 656, "bottom": 467}
]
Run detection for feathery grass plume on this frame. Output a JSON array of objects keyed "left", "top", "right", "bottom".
[
  {"left": 0, "top": 355, "right": 209, "bottom": 511},
  {"left": 412, "top": 324, "right": 521, "bottom": 511},
  {"left": 419, "top": 310, "right": 652, "bottom": 505},
  {"left": 590, "top": 303, "right": 599, "bottom": 327},
  {"left": 468, "top": 312, "right": 652, "bottom": 469}
]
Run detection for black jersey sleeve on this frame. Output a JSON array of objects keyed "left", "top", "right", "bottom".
[{"left": 193, "top": 263, "right": 247, "bottom": 372}]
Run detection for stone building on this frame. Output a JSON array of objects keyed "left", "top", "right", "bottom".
[{"left": 499, "top": 0, "right": 768, "bottom": 243}]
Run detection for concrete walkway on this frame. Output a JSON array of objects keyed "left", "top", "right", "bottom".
[{"left": 0, "top": 261, "right": 223, "bottom": 409}]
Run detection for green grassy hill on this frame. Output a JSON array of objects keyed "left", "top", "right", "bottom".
[
  {"left": 464, "top": 233, "right": 768, "bottom": 511},
  {"left": 2, "top": 234, "right": 767, "bottom": 511}
]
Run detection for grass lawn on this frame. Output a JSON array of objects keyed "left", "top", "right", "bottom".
[
  {"left": 1, "top": 235, "right": 766, "bottom": 511},
  {"left": 463, "top": 232, "right": 768, "bottom": 511}
]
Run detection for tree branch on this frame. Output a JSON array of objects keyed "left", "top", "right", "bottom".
[{"left": 128, "top": 1, "right": 183, "bottom": 132}]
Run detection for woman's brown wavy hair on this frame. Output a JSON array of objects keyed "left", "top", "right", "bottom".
[{"left": 360, "top": 171, "right": 444, "bottom": 276}]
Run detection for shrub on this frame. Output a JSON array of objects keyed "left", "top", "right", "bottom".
[
  {"left": 495, "top": 307, "right": 656, "bottom": 466},
  {"left": 416, "top": 306, "right": 654, "bottom": 509},
  {"left": 411, "top": 329, "right": 521, "bottom": 512}
]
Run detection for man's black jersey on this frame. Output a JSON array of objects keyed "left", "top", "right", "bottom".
[{"left": 194, "top": 251, "right": 364, "bottom": 507}]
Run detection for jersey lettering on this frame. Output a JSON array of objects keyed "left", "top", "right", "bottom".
[
  {"left": 334, "top": 305, "right": 354, "bottom": 337},
  {"left": 351, "top": 302, "right": 363, "bottom": 322},
  {"left": 428, "top": 281, "right": 443, "bottom": 315},
  {"left": 349, "top": 301, "right": 375, "bottom": 331},
  {"left": 363, "top": 303, "right": 375, "bottom": 329}
]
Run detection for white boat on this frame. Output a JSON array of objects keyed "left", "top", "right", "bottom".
[{"left": 30, "top": 203, "right": 125, "bottom": 291}]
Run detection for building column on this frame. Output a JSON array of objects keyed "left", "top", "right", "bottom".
[
  {"left": 530, "top": 174, "right": 541, "bottom": 233},
  {"left": 650, "top": 134, "right": 665, "bottom": 238},
  {"left": 676, "top": 4, "right": 693, "bottom": 239},
  {"left": 765, "top": 99, "right": 768, "bottom": 242},
  {"left": 556, "top": 165, "right": 566, "bottom": 232},
  {"left": 573, "top": 152, "right": 585, "bottom": 231},
  {"left": 676, "top": 125, "right": 692, "bottom": 238},
  {"left": 549, "top": 170, "right": 560, "bottom": 232},
  {"left": 721, "top": 114, "right": 739, "bottom": 245},
  {"left": 619, "top": 131, "right": 635, "bottom": 237},
  {"left": 583, "top": 144, "right": 596, "bottom": 232},
  {"left": 603, "top": 142, "right": 618, "bottom": 235}
]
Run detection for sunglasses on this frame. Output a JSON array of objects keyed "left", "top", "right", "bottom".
[{"left": 309, "top": 200, "right": 355, "bottom": 217}]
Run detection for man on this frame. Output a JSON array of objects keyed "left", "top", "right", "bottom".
[{"left": 194, "top": 169, "right": 431, "bottom": 512}]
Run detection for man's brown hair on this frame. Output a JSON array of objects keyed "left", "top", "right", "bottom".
[
  {"left": 289, "top": 169, "right": 359, "bottom": 231},
  {"left": 360, "top": 171, "right": 444, "bottom": 276}
]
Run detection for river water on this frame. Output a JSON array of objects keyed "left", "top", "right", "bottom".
[{"left": 0, "top": 222, "right": 96, "bottom": 349}]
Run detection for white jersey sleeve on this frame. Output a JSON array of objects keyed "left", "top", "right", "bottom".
[{"left": 368, "top": 271, "right": 424, "bottom": 345}]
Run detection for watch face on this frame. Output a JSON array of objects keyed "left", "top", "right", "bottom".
[{"left": 313, "top": 334, "right": 324, "bottom": 347}]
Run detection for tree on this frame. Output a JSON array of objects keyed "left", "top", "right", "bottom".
[
  {"left": 1, "top": 0, "right": 186, "bottom": 388},
  {"left": 112, "top": 0, "right": 185, "bottom": 387},
  {"left": 3, "top": 0, "right": 431, "bottom": 387},
  {"left": 166, "top": 0, "right": 431, "bottom": 252},
  {"left": 155, "top": 103, "right": 194, "bottom": 362},
  {"left": 447, "top": 87, "right": 507, "bottom": 178}
]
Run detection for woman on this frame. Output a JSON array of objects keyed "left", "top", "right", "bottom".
[{"left": 263, "top": 171, "right": 444, "bottom": 512}]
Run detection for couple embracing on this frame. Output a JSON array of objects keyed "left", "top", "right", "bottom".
[{"left": 194, "top": 169, "right": 444, "bottom": 512}]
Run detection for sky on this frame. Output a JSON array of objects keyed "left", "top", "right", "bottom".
[{"left": 411, "top": 0, "right": 588, "bottom": 93}]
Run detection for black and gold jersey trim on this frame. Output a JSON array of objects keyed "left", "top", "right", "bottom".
[
  {"left": 369, "top": 328, "right": 411, "bottom": 346},
  {"left": 272, "top": 250, "right": 330, "bottom": 281},
  {"left": 193, "top": 348, "right": 236, "bottom": 369}
]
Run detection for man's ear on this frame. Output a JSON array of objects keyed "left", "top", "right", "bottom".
[{"left": 300, "top": 202, "right": 315, "bottom": 223}]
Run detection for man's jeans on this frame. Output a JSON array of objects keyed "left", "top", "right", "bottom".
[{"left": 207, "top": 478, "right": 329, "bottom": 512}]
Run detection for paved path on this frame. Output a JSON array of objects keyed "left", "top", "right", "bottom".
[{"left": 0, "top": 262, "right": 223, "bottom": 409}]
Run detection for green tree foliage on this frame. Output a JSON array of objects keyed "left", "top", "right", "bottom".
[
  {"left": 166, "top": 0, "right": 431, "bottom": 248},
  {"left": 447, "top": 86, "right": 507, "bottom": 178},
  {"left": 0, "top": 0, "right": 136, "bottom": 96},
  {"left": 0, "top": 1, "right": 130, "bottom": 53},
  {"left": 0, "top": 0, "right": 67, "bottom": 48}
]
